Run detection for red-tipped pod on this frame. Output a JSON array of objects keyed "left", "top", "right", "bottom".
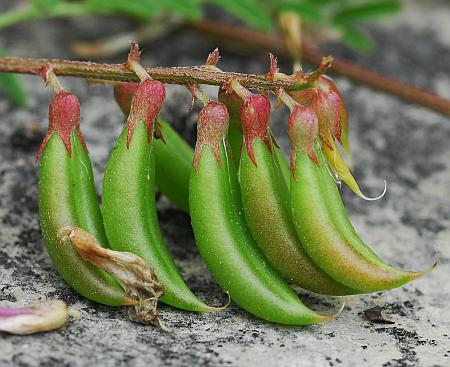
[
  {"left": 288, "top": 105, "right": 319, "bottom": 180},
  {"left": 194, "top": 101, "right": 229, "bottom": 171},
  {"left": 38, "top": 92, "right": 129, "bottom": 307},
  {"left": 113, "top": 81, "right": 194, "bottom": 213},
  {"left": 113, "top": 82, "right": 139, "bottom": 116},
  {"left": 36, "top": 92, "right": 85, "bottom": 161},
  {"left": 240, "top": 95, "right": 271, "bottom": 165},
  {"left": 126, "top": 79, "right": 165, "bottom": 147}
]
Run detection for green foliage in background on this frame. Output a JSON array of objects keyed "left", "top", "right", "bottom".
[{"left": 0, "top": 0, "right": 401, "bottom": 105}]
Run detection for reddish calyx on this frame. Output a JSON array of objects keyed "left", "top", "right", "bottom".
[
  {"left": 288, "top": 76, "right": 345, "bottom": 150},
  {"left": 36, "top": 91, "right": 85, "bottom": 161},
  {"left": 193, "top": 101, "right": 229, "bottom": 171},
  {"left": 288, "top": 105, "right": 319, "bottom": 180},
  {"left": 240, "top": 94, "right": 272, "bottom": 166},
  {"left": 320, "top": 76, "right": 349, "bottom": 152},
  {"left": 126, "top": 79, "right": 165, "bottom": 147},
  {"left": 113, "top": 82, "right": 139, "bottom": 116}
]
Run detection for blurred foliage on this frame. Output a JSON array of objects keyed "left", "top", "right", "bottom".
[
  {"left": 0, "top": 0, "right": 401, "bottom": 105},
  {"left": 0, "top": 49, "right": 27, "bottom": 107}
]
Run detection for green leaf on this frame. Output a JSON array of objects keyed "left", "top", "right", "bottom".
[
  {"left": 340, "top": 25, "right": 373, "bottom": 53},
  {"left": 86, "top": 0, "right": 162, "bottom": 20},
  {"left": 275, "top": 1, "right": 323, "bottom": 23},
  {"left": 87, "top": 0, "right": 202, "bottom": 21},
  {"left": 332, "top": 0, "right": 401, "bottom": 24},
  {"left": 0, "top": 73, "right": 28, "bottom": 107},
  {"left": 208, "top": 0, "right": 274, "bottom": 30},
  {"left": 0, "top": 50, "right": 27, "bottom": 106},
  {"left": 161, "top": 0, "right": 203, "bottom": 20},
  {"left": 31, "top": 0, "right": 60, "bottom": 12}
]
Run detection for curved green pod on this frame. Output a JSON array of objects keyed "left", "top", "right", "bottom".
[
  {"left": 103, "top": 80, "right": 215, "bottom": 312},
  {"left": 38, "top": 92, "right": 127, "bottom": 306},
  {"left": 240, "top": 138, "right": 356, "bottom": 295},
  {"left": 190, "top": 100, "right": 331, "bottom": 325},
  {"left": 316, "top": 148, "right": 386, "bottom": 264},
  {"left": 290, "top": 141, "right": 425, "bottom": 292},
  {"left": 114, "top": 82, "right": 193, "bottom": 212}
]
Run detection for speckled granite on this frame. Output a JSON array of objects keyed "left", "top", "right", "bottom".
[{"left": 0, "top": 2, "right": 449, "bottom": 367}]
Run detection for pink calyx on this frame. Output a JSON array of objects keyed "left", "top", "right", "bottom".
[
  {"left": 288, "top": 76, "right": 346, "bottom": 149},
  {"left": 240, "top": 94, "right": 272, "bottom": 166},
  {"left": 36, "top": 91, "right": 86, "bottom": 161},
  {"left": 193, "top": 101, "right": 229, "bottom": 171},
  {"left": 288, "top": 105, "right": 319, "bottom": 180},
  {"left": 126, "top": 79, "right": 165, "bottom": 148}
]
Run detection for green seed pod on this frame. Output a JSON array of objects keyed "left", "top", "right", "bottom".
[
  {"left": 38, "top": 92, "right": 129, "bottom": 305},
  {"left": 114, "top": 82, "right": 193, "bottom": 212},
  {"left": 190, "top": 99, "right": 333, "bottom": 325},
  {"left": 288, "top": 110, "right": 429, "bottom": 292},
  {"left": 239, "top": 97, "right": 356, "bottom": 295},
  {"left": 103, "top": 80, "right": 217, "bottom": 311}
]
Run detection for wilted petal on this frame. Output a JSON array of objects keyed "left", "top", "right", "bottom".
[
  {"left": 0, "top": 300, "right": 76, "bottom": 335},
  {"left": 58, "top": 226, "right": 169, "bottom": 330},
  {"left": 322, "top": 136, "right": 386, "bottom": 201}
]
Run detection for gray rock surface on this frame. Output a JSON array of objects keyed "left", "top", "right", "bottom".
[{"left": 0, "top": 2, "right": 449, "bottom": 366}]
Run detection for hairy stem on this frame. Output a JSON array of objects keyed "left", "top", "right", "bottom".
[
  {"left": 186, "top": 20, "right": 450, "bottom": 117},
  {"left": 0, "top": 55, "right": 328, "bottom": 91}
]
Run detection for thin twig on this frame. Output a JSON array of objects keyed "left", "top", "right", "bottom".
[
  {"left": 186, "top": 20, "right": 450, "bottom": 117},
  {"left": 0, "top": 54, "right": 328, "bottom": 91}
]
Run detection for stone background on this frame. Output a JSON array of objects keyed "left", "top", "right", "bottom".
[{"left": 0, "top": 1, "right": 449, "bottom": 366}]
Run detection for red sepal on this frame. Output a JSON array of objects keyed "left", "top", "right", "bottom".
[
  {"left": 193, "top": 101, "right": 229, "bottom": 171},
  {"left": 126, "top": 79, "right": 166, "bottom": 148},
  {"left": 288, "top": 105, "right": 319, "bottom": 178},
  {"left": 36, "top": 92, "right": 85, "bottom": 161},
  {"left": 240, "top": 95, "right": 272, "bottom": 166}
]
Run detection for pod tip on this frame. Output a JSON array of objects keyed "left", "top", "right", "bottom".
[
  {"left": 416, "top": 258, "right": 439, "bottom": 278},
  {"left": 312, "top": 300, "right": 346, "bottom": 324},
  {"left": 202, "top": 291, "right": 231, "bottom": 313}
]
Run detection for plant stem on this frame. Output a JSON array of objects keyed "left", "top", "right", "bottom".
[
  {"left": 186, "top": 20, "right": 450, "bottom": 117},
  {"left": 277, "top": 12, "right": 303, "bottom": 72},
  {"left": 0, "top": 55, "right": 328, "bottom": 91}
]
